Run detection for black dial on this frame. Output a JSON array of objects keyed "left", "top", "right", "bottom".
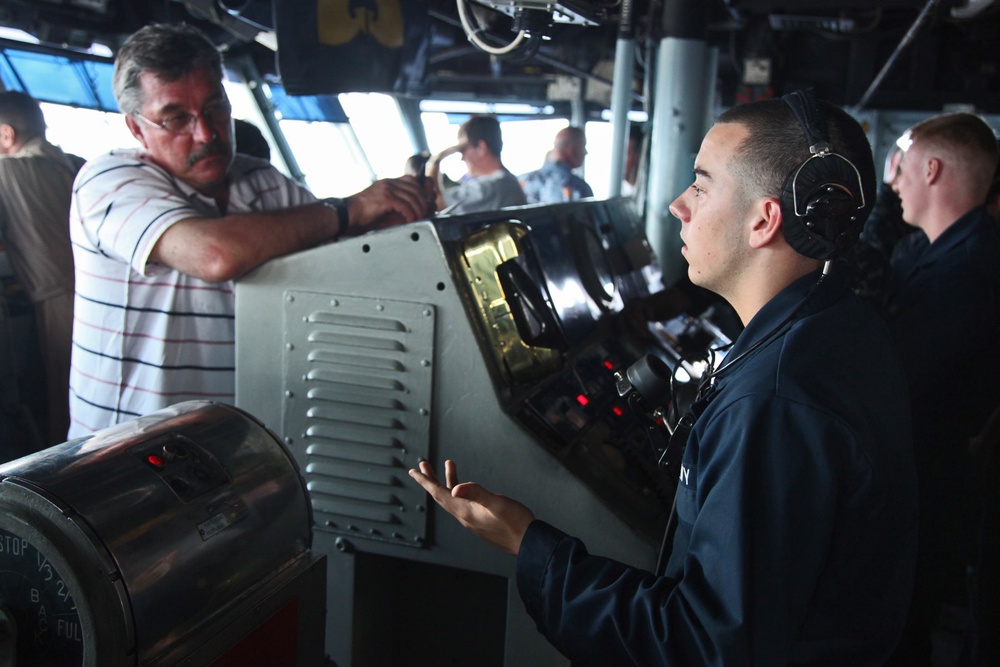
[{"left": 0, "top": 528, "right": 85, "bottom": 666}]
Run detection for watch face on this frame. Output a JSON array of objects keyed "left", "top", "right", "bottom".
[{"left": 0, "top": 528, "right": 85, "bottom": 666}]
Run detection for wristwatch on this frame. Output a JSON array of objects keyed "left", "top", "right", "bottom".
[{"left": 321, "top": 197, "right": 350, "bottom": 239}]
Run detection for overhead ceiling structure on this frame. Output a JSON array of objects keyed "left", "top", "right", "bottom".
[{"left": 1, "top": 0, "right": 998, "bottom": 113}]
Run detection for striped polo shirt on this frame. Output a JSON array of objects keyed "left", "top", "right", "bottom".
[{"left": 67, "top": 148, "right": 314, "bottom": 438}]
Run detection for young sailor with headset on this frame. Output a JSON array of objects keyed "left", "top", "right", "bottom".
[{"left": 411, "top": 92, "right": 918, "bottom": 667}]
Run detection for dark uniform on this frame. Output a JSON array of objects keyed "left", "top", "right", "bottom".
[
  {"left": 517, "top": 272, "right": 918, "bottom": 667},
  {"left": 882, "top": 206, "right": 1000, "bottom": 666}
]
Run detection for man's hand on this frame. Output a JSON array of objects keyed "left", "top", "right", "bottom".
[
  {"left": 427, "top": 144, "right": 462, "bottom": 170},
  {"left": 409, "top": 459, "right": 535, "bottom": 556},
  {"left": 347, "top": 175, "right": 434, "bottom": 234}
]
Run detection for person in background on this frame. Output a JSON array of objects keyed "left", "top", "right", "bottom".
[
  {"left": 403, "top": 151, "right": 437, "bottom": 207},
  {"left": 68, "top": 22, "right": 431, "bottom": 438},
  {"left": 404, "top": 151, "right": 430, "bottom": 177},
  {"left": 519, "top": 125, "right": 593, "bottom": 204},
  {"left": 233, "top": 118, "right": 271, "bottom": 161},
  {"left": 412, "top": 95, "right": 917, "bottom": 666},
  {"left": 880, "top": 112, "right": 1000, "bottom": 667},
  {"left": 425, "top": 115, "right": 526, "bottom": 214},
  {"left": 622, "top": 123, "right": 644, "bottom": 198},
  {"left": 0, "top": 91, "right": 85, "bottom": 450}
]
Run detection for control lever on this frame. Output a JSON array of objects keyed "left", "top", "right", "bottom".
[
  {"left": 496, "top": 258, "right": 567, "bottom": 351},
  {"left": 616, "top": 353, "right": 698, "bottom": 577},
  {"left": 615, "top": 353, "right": 688, "bottom": 477}
]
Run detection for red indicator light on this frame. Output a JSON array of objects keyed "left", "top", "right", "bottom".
[
  {"left": 612, "top": 406, "right": 623, "bottom": 417},
  {"left": 603, "top": 360, "right": 614, "bottom": 370},
  {"left": 576, "top": 394, "right": 589, "bottom": 406},
  {"left": 147, "top": 454, "right": 165, "bottom": 467}
]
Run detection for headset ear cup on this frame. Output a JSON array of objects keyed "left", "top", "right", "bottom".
[{"left": 780, "top": 153, "right": 865, "bottom": 260}]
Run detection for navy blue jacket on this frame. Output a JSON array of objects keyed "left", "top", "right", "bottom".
[
  {"left": 517, "top": 272, "right": 918, "bottom": 666},
  {"left": 883, "top": 206, "right": 1000, "bottom": 517},
  {"left": 881, "top": 206, "right": 1000, "bottom": 658}
]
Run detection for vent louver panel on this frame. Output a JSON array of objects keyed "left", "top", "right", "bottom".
[{"left": 282, "top": 291, "right": 434, "bottom": 547}]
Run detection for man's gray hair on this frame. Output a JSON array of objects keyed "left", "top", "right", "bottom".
[{"left": 113, "top": 23, "right": 224, "bottom": 116}]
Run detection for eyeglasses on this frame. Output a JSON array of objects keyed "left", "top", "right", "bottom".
[{"left": 134, "top": 101, "right": 233, "bottom": 135}]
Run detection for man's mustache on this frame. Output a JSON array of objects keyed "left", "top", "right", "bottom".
[{"left": 188, "top": 140, "right": 230, "bottom": 166}]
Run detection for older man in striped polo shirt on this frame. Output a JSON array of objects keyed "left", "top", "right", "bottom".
[{"left": 67, "top": 23, "right": 430, "bottom": 437}]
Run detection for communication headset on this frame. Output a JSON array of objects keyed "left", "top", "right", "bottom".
[
  {"left": 779, "top": 90, "right": 867, "bottom": 260},
  {"left": 638, "top": 93, "right": 871, "bottom": 574}
]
